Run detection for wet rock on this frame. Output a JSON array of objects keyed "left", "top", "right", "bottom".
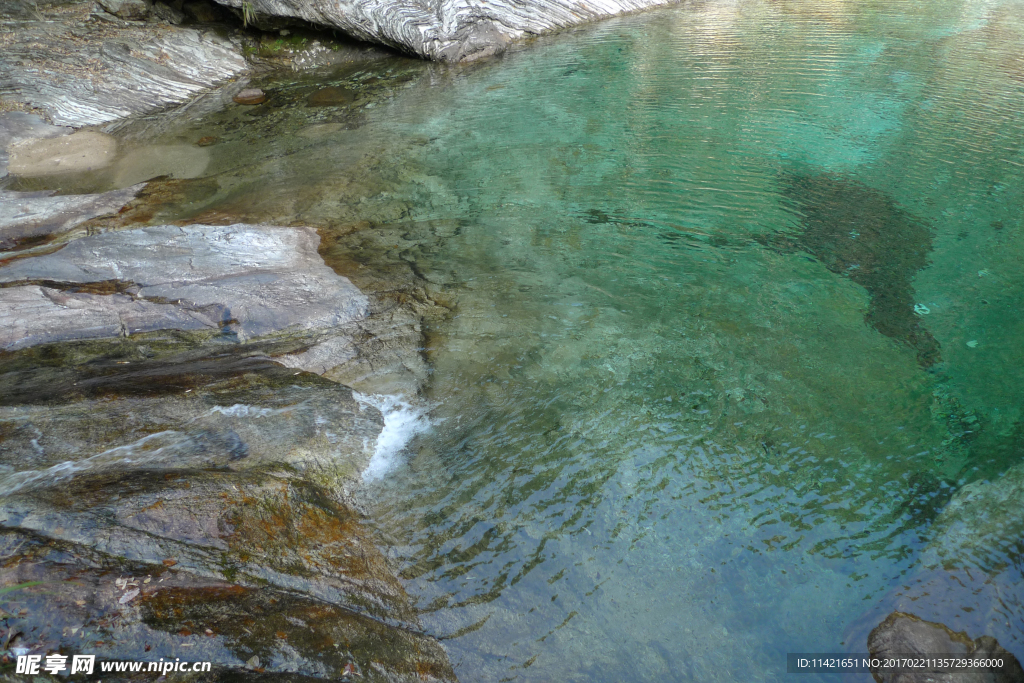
[
  {"left": 0, "top": 1, "right": 247, "bottom": 126},
  {"left": 0, "top": 359, "right": 455, "bottom": 680},
  {"left": 0, "top": 284, "right": 230, "bottom": 351},
  {"left": 7, "top": 131, "right": 118, "bottom": 177},
  {"left": 0, "top": 184, "right": 143, "bottom": 249},
  {"left": 0, "top": 472, "right": 414, "bottom": 621},
  {"left": 96, "top": 0, "right": 150, "bottom": 20},
  {"left": 208, "top": 0, "right": 678, "bottom": 61},
  {"left": 0, "top": 223, "right": 368, "bottom": 347},
  {"left": 233, "top": 88, "right": 267, "bottom": 105},
  {"left": 0, "top": 365, "right": 380, "bottom": 484},
  {"left": 0, "top": 527, "right": 456, "bottom": 682},
  {"left": 867, "top": 612, "right": 1024, "bottom": 683},
  {"left": 197, "top": 135, "right": 220, "bottom": 146}
]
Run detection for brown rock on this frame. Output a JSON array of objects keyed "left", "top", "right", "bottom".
[
  {"left": 196, "top": 135, "right": 219, "bottom": 147},
  {"left": 233, "top": 88, "right": 266, "bottom": 105},
  {"left": 867, "top": 612, "right": 1024, "bottom": 683}
]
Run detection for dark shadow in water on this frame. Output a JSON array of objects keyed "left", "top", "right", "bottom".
[{"left": 764, "top": 172, "right": 940, "bottom": 367}]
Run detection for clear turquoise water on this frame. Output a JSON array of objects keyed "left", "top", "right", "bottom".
[
  {"left": 50, "top": 0, "right": 1023, "bottom": 679},
  {"left": 354, "top": 1, "right": 1024, "bottom": 680}
]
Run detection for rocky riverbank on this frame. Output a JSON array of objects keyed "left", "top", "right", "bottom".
[
  {"left": 0, "top": 55, "right": 456, "bottom": 675},
  {"left": 0, "top": 209, "right": 456, "bottom": 679}
]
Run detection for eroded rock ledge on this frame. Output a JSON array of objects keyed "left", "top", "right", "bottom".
[
  {"left": 213, "top": 0, "right": 678, "bottom": 61},
  {"left": 0, "top": 214, "right": 454, "bottom": 679}
]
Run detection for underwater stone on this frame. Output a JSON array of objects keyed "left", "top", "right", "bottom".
[
  {"left": 111, "top": 144, "right": 212, "bottom": 187},
  {"left": 0, "top": 112, "right": 72, "bottom": 179},
  {"left": 922, "top": 461, "right": 1024, "bottom": 572},
  {"left": 307, "top": 86, "right": 355, "bottom": 107},
  {"left": 7, "top": 131, "right": 118, "bottom": 177},
  {"left": 771, "top": 172, "right": 941, "bottom": 367},
  {"left": 232, "top": 88, "right": 267, "bottom": 105}
]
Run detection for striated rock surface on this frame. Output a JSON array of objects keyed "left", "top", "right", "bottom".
[
  {"left": 0, "top": 0, "right": 248, "bottom": 126},
  {"left": 211, "top": 0, "right": 680, "bottom": 61},
  {"left": 0, "top": 364, "right": 456, "bottom": 681},
  {"left": 0, "top": 223, "right": 368, "bottom": 348},
  {"left": 0, "top": 184, "right": 143, "bottom": 249},
  {"left": 867, "top": 612, "right": 1024, "bottom": 683}
]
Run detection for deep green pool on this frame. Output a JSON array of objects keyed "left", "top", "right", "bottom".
[{"left": 50, "top": 0, "right": 1024, "bottom": 679}]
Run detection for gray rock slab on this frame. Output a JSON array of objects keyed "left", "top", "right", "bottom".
[
  {"left": 0, "top": 184, "right": 143, "bottom": 248},
  {"left": 0, "top": 2, "right": 247, "bottom": 126},
  {"left": 212, "top": 0, "right": 678, "bottom": 61},
  {"left": 0, "top": 223, "right": 369, "bottom": 346},
  {"left": 0, "top": 284, "right": 226, "bottom": 350}
]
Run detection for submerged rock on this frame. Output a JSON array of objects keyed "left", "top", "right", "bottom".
[
  {"left": 867, "top": 612, "right": 1024, "bottom": 683},
  {"left": 210, "top": 0, "right": 679, "bottom": 61},
  {"left": 0, "top": 112, "right": 72, "bottom": 180},
  {"left": 768, "top": 172, "right": 940, "bottom": 367},
  {"left": 307, "top": 85, "right": 355, "bottom": 107},
  {"left": 111, "top": 144, "right": 211, "bottom": 186},
  {"left": 923, "top": 461, "right": 1024, "bottom": 573},
  {"left": 7, "top": 130, "right": 118, "bottom": 177},
  {"left": 233, "top": 88, "right": 267, "bottom": 105}
]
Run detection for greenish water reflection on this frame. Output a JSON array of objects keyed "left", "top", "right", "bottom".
[{"left": 357, "top": 0, "right": 1024, "bottom": 680}]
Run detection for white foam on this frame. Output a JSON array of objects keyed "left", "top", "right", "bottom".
[{"left": 354, "top": 393, "right": 432, "bottom": 482}]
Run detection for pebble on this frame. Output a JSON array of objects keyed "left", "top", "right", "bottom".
[
  {"left": 196, "top": 135, "right": 218, "bottom": 146},
  {"left": 233, "top": 88, "right": 266, "bottom": 105}
]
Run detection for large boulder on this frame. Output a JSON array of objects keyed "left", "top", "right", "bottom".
[{"left": 211, "top": 0, "right": 678, "bottom": 61}]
